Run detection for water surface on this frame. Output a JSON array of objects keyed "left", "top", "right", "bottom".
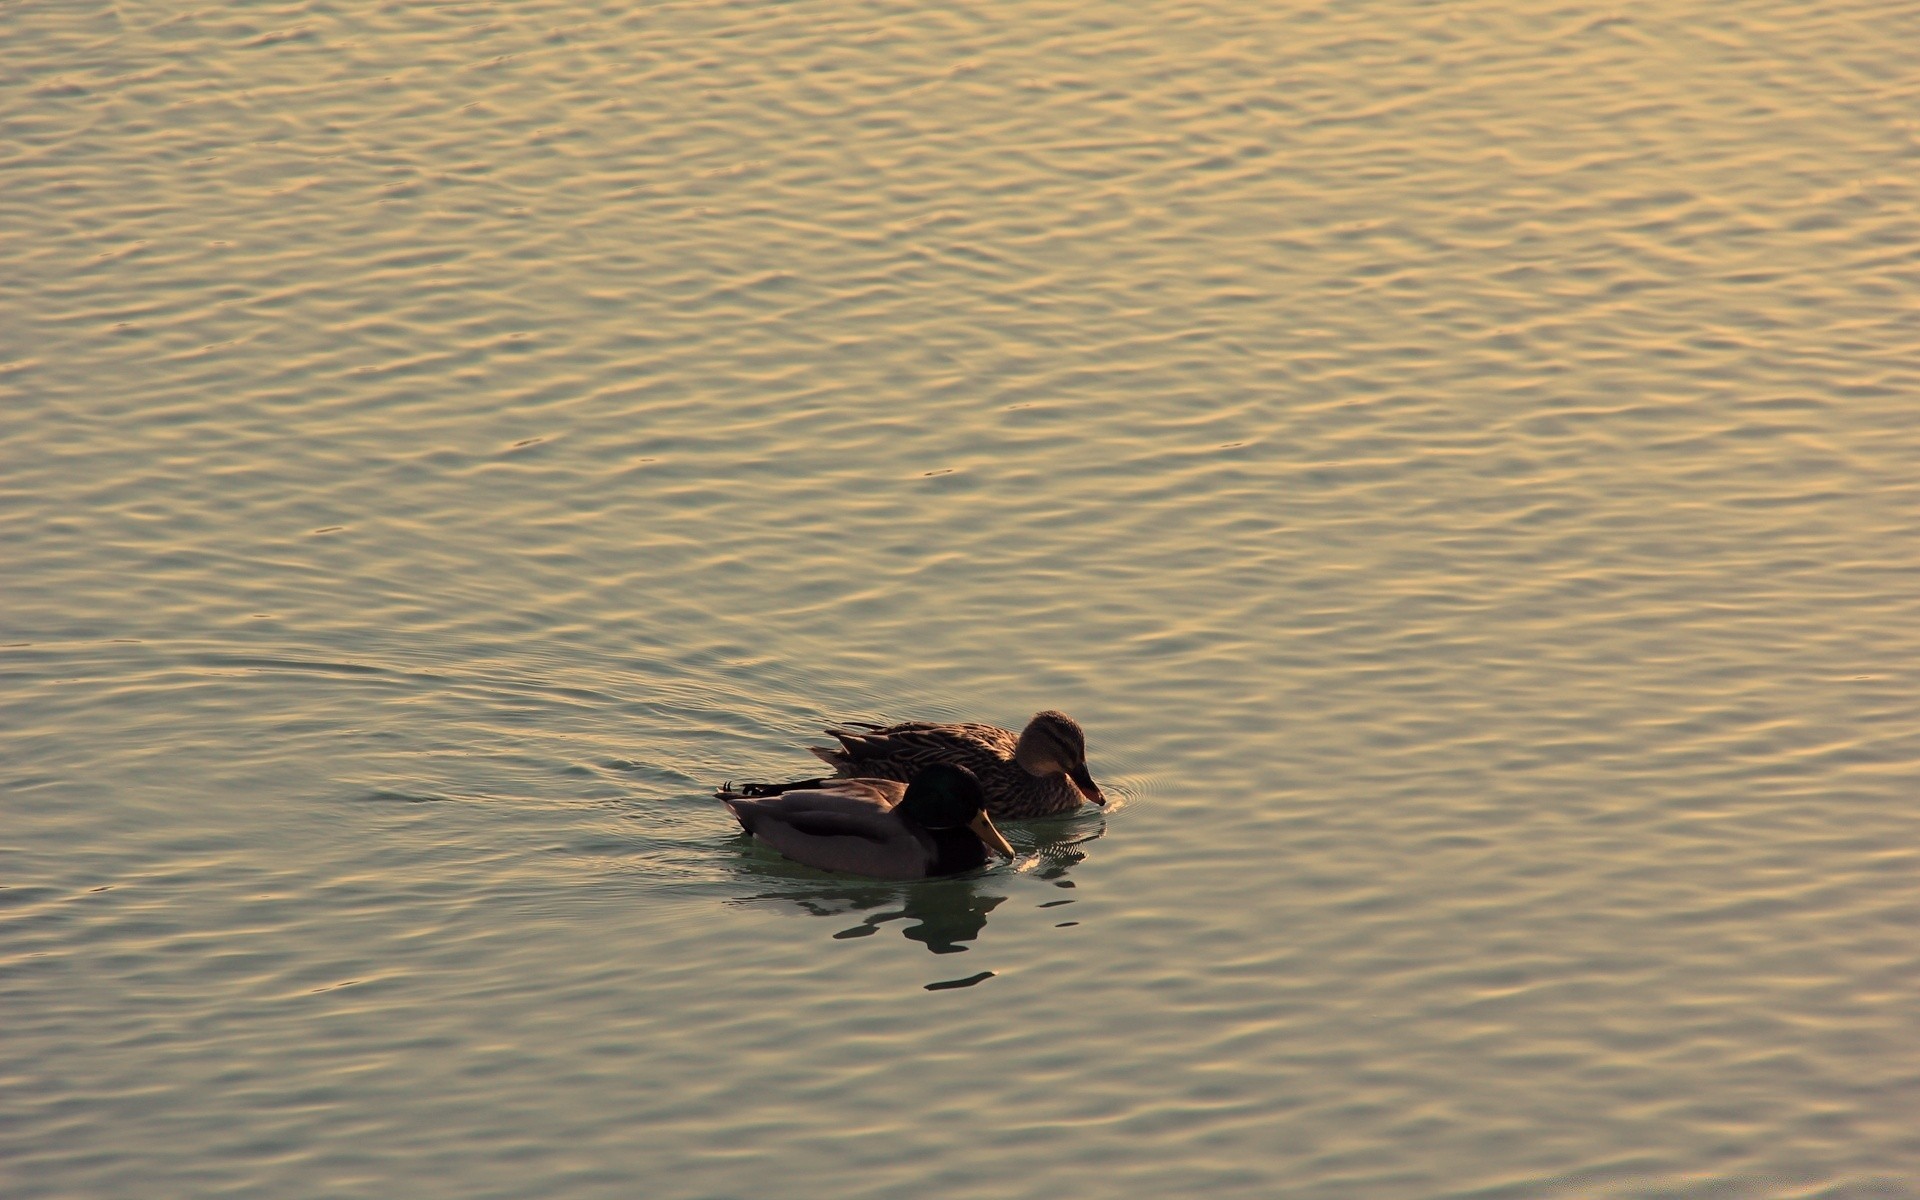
[{"left": 5, "top": 1, "right": 1919, "bottom": 1196}]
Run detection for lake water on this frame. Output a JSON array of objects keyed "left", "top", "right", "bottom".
[{"left": 5, "top": 1, "right": 1919, "bottom": 1196}]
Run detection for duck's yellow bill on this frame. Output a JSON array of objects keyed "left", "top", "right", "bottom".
[{"left": 970, "top": 811, "right": 1015, "bottom": 859}]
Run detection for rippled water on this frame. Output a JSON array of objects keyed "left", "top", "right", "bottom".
[{"left": 6, "top": 1, "right": 1919, "bottom": 1196}]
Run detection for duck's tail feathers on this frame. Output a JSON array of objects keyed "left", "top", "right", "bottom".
[
  {"left": 721, "top": 776, "right": 831, "bottom": 799},
  {"left": 821, "top": 722, "right": 889, "bottom": 746}
]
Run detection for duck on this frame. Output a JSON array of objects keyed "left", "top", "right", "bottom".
[
  {"left": 717, "top": 762, "right": 1015, "bottom": 880},
  {"left": 795, "top": 709, "right": 1106, "bottom": 820}
]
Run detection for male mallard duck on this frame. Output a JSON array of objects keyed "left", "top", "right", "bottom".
[
  {"left": 799, "top": 710, "right": 1105, "bottom": 820},
  {"left": 718, "top": 763, "right": 1014, "bottom": 880}
]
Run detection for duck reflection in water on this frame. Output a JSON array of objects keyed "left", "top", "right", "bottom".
[{"left": 724, "top": 815, "right": 1103, "bottom": 955}]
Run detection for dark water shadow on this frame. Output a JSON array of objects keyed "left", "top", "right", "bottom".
[{"left": 730, "top": 873, "right": 1006, "bottom": 954}]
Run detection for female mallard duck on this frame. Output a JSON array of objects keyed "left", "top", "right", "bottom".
[
  {"left": 796, "top": 710, "right": 1105, "bottom": 820},
  {"left": 718, "top": 763, "right": 1015, "bottom": 880}
]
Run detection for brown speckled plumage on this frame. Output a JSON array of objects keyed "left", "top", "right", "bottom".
[{"left": 805, "top": 710, "right": 1104, "bottom": 820}]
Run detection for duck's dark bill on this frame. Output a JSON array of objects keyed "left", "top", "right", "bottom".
[
  {"left": 970, "top": 811, "right": 1016, "bottom": 859},
  {"left": 1069, "top": 764, "right": 1106, "bottom": 805}
]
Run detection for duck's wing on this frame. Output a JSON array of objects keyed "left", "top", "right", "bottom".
[
  {"left": 722, "top": 786, "right": 931, "bottom": 880},
  {"left": 735, "top": 777, "right": 905, "bottom": 815},
  {"left": 812, "top": 721, "right": 1017, "bottom": 776}
]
